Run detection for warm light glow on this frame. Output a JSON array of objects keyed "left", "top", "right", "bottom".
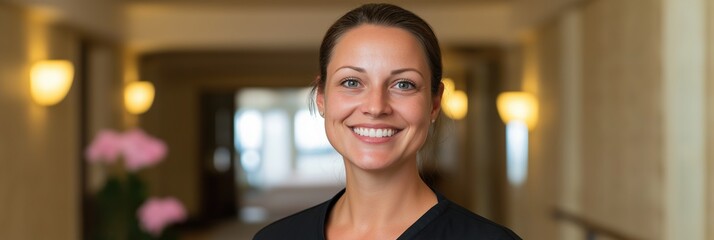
[
  {"left": 30, "top": 60, "right": 74, "bottom": 106},
  {"left": 124, "top": 81, "right": 155, "bottom": 114},
  {"left": 441, "top": 78, "right": 468, "bottom": 120},
  {"left": 497, "top": 92, "right": 538, "bottom": 129},
  {"left": 498, "top": 92, "right": 537, "bottom": 186},
  {"left": 443, "top": 90, "right": 468, "bottom": 120},
  {"left": 441, "top": 78, "right": 455, "bottom": 104}
]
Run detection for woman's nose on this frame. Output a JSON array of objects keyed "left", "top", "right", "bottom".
[{"left": 361, "top": 88, "right": 392, "bottom": 118}]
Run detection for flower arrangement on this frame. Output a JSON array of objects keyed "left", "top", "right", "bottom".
[{"left": 86, "top": 128, "right": 186, "bottom": 240}]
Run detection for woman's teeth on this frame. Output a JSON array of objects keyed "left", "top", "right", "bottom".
[{"left": 353, "top": 127, "right": 396, "bottom": 138}]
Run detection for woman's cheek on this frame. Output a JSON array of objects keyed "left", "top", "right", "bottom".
[{"left": 326, "top": 92, "right": 360, "bottom": 117}]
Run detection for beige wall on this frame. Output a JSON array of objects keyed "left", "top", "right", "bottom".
[
  {"left": 512, "top": 0, "right": 581, "bottom": 33},
  {"left": 0, "top": 2, "right": 122, "bottom": 239},
  {"left": 580, "top": 0, "right": 663, "bottom": 238},
  {"left": 662, "top": 0, "right": 707, "bottom": 238},
  {"left": 512, "top": 0, "right": 714, "bottom": 239},
  {"left": 509, "top": 0, "right": 710, "bottom": 239},
  {"left": 507, "top": 19, "right": 562, "bottom": 239},
  {"left": 705, "top": 2, "right": 714, "bottom": 239},
  {"left": 0, "top": 6, "right": 81, "bottom": 239},
  {"left": 5, "top": 0, "right": 121, "bottom": 39}
]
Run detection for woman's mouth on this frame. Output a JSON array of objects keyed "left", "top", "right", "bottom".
[{"left": 352, "top": 127, "right": 400, "bottom": 138}]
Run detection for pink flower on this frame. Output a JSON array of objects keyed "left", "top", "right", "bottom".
[
  {"left": 137, "top": 197, "right": 187, "bottom": 236},
  {"left": 85, "top": 128, "right": 168, "bottom": 172},
  {"left": 85, "top": 130, "right": 123, "bottom": 164},
  {"left": 122, "top": 129, "right": 167, "bottom": 172}
]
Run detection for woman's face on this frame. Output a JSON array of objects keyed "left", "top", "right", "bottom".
[{"left": 317, "top": 24, "right": 442, "bottom": 172}]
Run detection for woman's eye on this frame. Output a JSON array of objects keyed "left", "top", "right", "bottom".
[
  {"left": 394, "top": 81, "right": 416, "bottom": 90},
  {"left": 341, "top": 79, "right": 360, "bottom": 88}
]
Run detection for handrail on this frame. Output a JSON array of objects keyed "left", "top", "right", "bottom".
[{"left": 552, "top": 208, "right": 640, "bottom": 240}]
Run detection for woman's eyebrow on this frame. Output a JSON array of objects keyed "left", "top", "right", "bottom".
[
  {"left": 335, "top": 66, "right": 366, "bottom": 73},
  {"left": 335, "top": 66, "right": 424, "bottom": 78},
  {"left": 391, "top": 68, "right": 424, "bottom": 78}
]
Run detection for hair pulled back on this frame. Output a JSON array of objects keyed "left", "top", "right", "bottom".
[{"left": 314, "top": 3, "right": 442, "bottom": 94}]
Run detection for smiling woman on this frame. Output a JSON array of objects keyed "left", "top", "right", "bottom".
[
  {"left": 254, "top": 3, "right": 521, "bottom": 240},
  {"left": 318, "top": 24, "right": 435, "bottom": 172}
]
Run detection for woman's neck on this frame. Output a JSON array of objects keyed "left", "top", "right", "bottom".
[{"left": 326, "top": 162, "right": 437, "bottom": 239}]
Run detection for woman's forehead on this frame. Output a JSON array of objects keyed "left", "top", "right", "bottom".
[{"left": 328, "top": 25, "right": 429, "bottom": 74}]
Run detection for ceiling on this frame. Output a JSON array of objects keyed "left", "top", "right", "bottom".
[
  {"left": 124, "top": 0, "right": 517, "bottom": 53},
  {"left": 125, "top": 0, "right": 508, "bottom": 7}
]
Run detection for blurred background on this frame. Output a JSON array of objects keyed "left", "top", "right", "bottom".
[{"left": 1, "top": 0, "right": 712, "bottom": 239}]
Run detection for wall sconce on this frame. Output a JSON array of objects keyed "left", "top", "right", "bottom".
[
  {"left": 497, "top": 91, "right": 538, "bottom": 186},
  {"left": 124, "top": 81, "right": 155, "bottom": 114},
  {"left": 441, "top": 78, "right": 468, "bottom": 120},
  {"left": 30, "top": 60, "right": 74, "bottom": 106}
]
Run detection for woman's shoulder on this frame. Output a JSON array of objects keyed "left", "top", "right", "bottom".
[
  {"left": 253, "top": 200, "right": 329, "bottom": 240},
  {"left": 447, "top": 202, "right": 521, "bottom": 238},
  {"left": 406, "top": 191, "right": 522, "bottom": 240},
  {"left": 253, "top": 189, "right": 348, "bottom": 240}
]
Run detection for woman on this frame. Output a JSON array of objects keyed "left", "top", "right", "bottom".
[{"left": 255, "top": 3, "right": 521, "bottom": 240}]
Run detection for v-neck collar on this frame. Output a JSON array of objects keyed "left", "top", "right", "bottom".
[{"left": 319, "top": 188, "right": 448, "bottom": 240}]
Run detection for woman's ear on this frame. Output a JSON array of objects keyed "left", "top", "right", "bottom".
[
  {"left": 431, "top": 82, "right": 444, "bottom": 120},
  {"left": 315, "top": 77, "right": 326, "bottom": 117}
]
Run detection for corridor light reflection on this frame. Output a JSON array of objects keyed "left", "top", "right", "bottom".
[
  {"left": 497, "top": 91, "right": 538, "bottom": 186},
  {"left": 235, "top": 110, "right": 264, "bottom": 186},
  {"left": 506, "top": 120, "right": 528, "bottom": 185},
  {"left": 294, "top": 109, "right": 330, "bottom": 151},
  {"left": 236, "top": 110, "right": 263, "bottom": 149}
]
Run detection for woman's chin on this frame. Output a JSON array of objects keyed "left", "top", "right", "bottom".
[{"left": 345, "top": 154, "right": 409, "bottom": 172}]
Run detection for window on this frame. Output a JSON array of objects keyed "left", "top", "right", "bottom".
[{"left": 235, "top": 88, "right": 344, "bottom": 189}]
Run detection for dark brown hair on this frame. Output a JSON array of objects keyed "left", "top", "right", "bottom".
[{"left": 313, "top": 3, "right": 442, "bottom": 95}]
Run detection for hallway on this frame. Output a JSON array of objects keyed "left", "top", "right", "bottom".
[
  {"left": 1, "top": 0, "right": 713, "bottom": 239},
  {"left": 183, "top": 186, "right": 342, "bottom": 240}
]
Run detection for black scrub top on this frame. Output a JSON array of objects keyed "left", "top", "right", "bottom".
[{"left": 253, "top": 189, "right": 522, "bottom": 240}]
